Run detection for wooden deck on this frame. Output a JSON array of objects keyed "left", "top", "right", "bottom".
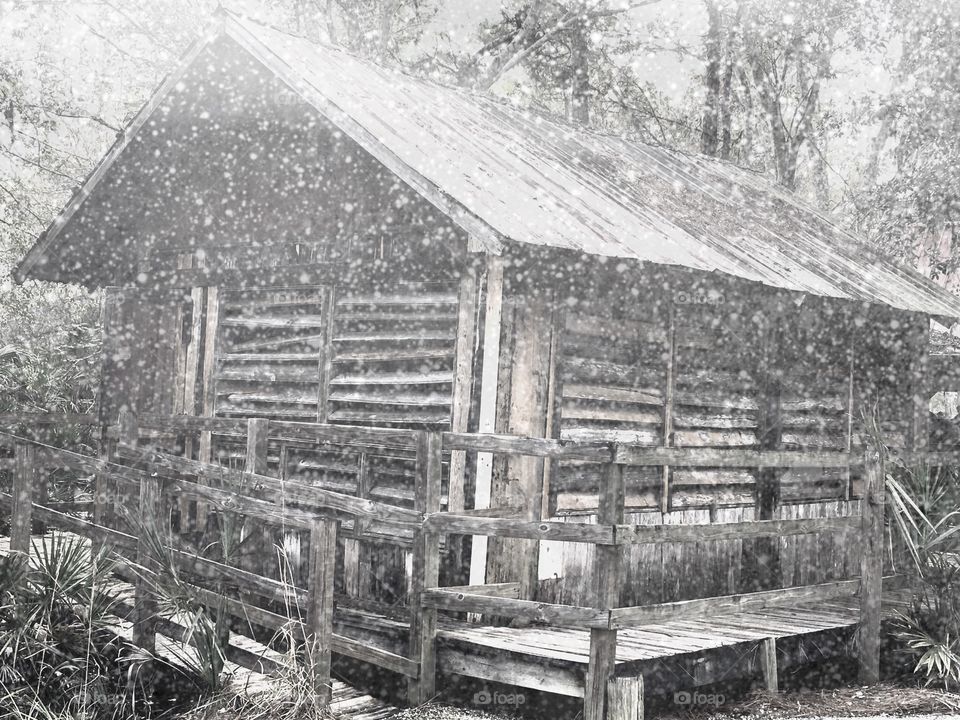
[
  {"left": 470, "top": 597, "right": 902, "bottom": 695},
  {"left": 331, "top": 590, "right": 910, "bottom": 701},
  {"left": 0, "top": 418, "right": 919, "bottom": 720}
]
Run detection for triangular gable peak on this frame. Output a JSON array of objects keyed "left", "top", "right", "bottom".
[
  {"left": 16, "top": 32, "right": 474, "bottom": 287},
  {"left": 16, "top": 11, "right": 960, "bottom": 320}
]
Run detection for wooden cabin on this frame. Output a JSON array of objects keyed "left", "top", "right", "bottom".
[{"left": 13, "top": 11, "right": 960, "bottom": 711}]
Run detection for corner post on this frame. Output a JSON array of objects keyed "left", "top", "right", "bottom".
[
  {"left": 306, "top": 517, "right": 338, "bottom": 708},
  {"left": 408, "top": 431, "right": 443, "bottom": 705},
  {"left": 11, "top": 442, "right": 37, "bottom": 555},
  {"left": 858, "top": 445, "right": 885, "bottom": 684},
  {"left": 585, "top": 462, "right": 625, "bottom": 720}
]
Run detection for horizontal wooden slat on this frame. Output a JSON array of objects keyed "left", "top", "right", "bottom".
[
  {"left": 114, "top": 445, "right": 421, "bottom": 524},
  {"left": 336, "top": 293, "right": 457, "bottom": 306},
  {"left": 333, "top": 332, "right": 455, "bottom": 343},
  {"left": 420, "top": 589, "right": 609, "bottom": 628},
  {"left": 561, "top": 403, "right": 662, "bottom": 425},
  {"left": 563, "top": 384, "right": 663, "bottom": 406},
  {"left": 332, "top": 633, "right": 420, "bottom": 677},
  {"left": 424, "top": 513, "right": 617, "bottom": 544},
  {"left": 218, "top": 367, "right": 318, "bottom": 383},
  {"left": 608, "top": 579, "right": 862, "bottom": 629},
  {"left": 614, "top": 516, "right": 858, "bottom": 545},
  {"left": 221, "top": 315, "right": 327, "bottom": 329},
  {"left": 441, "top": 432, "right": 613, "bottom": 460},
  {"left": 328, "top": 411, "right": 450, "bottom": 424},
  {"left": 613, "top": 446, "right": 853, "bottom": 468},
  {"left": 333, "top": 348, "right": 455, "bottom": 362},
  {"left": 441, "top": 582, "right": 521, "bottom": 598},
  {"left": 329, "top": 372, "right": 452, "bottom": 386},
  {"left": 328, "top": 391, "right": 452, "bottom": 406}
]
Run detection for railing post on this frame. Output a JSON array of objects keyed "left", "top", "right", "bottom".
[
  {"left": 306, "top": 517, "right": 338, "bottom": 708},
  {"left": 121, "top": 409, "right": 159, "bottom": 689},
  {"left": 242, "top": 417, "right": 270, "bottom": 576},
  {"left": 586, "top": 462, "right": 626, "bottom": 720},
  {"left": 10, "top": 442, "right": 37, "bottom": 555},
  {"left": 408, "top": 431, "right": 443, "bottom": 705},
  {"left": 858, "top": 445, "right": 885, "bottom": 684},
  {"left": 94, "top": 416, "right": 119, "bottom": 543}
]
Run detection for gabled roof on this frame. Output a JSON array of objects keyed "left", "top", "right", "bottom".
[{"left": 16, "top": 10, "right": 960, "bottom": 319}]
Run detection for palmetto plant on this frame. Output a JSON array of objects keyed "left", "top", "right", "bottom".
[
  {"left": 0, "top": 534, "right": 132, "bottom": 719},
  {"left": 885, "top": 459, "right": 960, "bottom": 691}
]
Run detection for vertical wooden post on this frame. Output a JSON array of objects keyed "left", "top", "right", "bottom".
[
  {"left": 408, "top": 431, "right": 443, "bottom": 706},
  {"left": 133, "top": 472, "right": 161, "bottom": 654},
  {"left": 858, "top": 445, "right": 885, "bottom": 684},
  {"left": 11, "top": 442, "right": 37, "bottom": 555},
  {"left": 94, "top": 429, "right": 116, "bottom": 533},
  {"left": 469, "top": 256, "right": 504, "bottom": 588},
  {"left": 448, "top": 271, "right": 479, "bottom": 578},
  {"left": 197, "top": 285, "right": 220, "bottom": 532},
  {"left": 660, "top": 307, "right": 677, "bottom": 514},
  {"left": 242, "top": 418, "right": 270, "bottom": 576},
  {"left": 760, "top": 637, "right": 778, "bottom": 693},
  {"left": 749, "top": 316, "right": 783, "bottom": 592},
  {"left": 32, "top": 468, "right": 49, "bottom": 536},
  {"left": 488, "top": 297, "right": 557, "bottom": 598},
  {"left": 316, "top": 285, "right": 336, "bottom": 424},
  {"left": 306, "top": 518, "right": 338, "bottom": 708},
  {"left": 607, "top": 676, "right": 644, "bottom": 720},
  {"left": 585, "top": 462, "right": 625, "bottom": 720}
]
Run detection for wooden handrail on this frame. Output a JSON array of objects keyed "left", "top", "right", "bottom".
[
  {"left": 420, "top": 589, "right": 610, "bottom": 628},
  {"left": 423, "top": 513, "right": 858, "bottom": 546},
  {"left": 113, "top": 445, "right": 421, "bottom": 525}
]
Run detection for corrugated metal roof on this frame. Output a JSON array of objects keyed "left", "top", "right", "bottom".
[
  {"left": 17, "top": 11, "right": 960, "bottom": 319},
  {"left": 222, "top": 13, "right": 960, "bottom": 318}
]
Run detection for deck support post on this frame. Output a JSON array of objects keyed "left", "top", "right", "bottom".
[
  {"left": 858, "top": 445, "right": 885, "bottom": 684},
  {"left": 94, "top": 427, "right": 116, "bottom": 538},
  {"left": 408, "top": 431, "right": 443, "bottom": 705},
  {"left": 11, "top": 442, "right": 37, "bottom": 555},
  {"left": 607, "top": 676, "right": 644, "bottom": 720},
  {"left": 306, "top": 517, "right": 338, "bottom": 708},
  {"left": 131, "top": 417, "right": 161, "bottom": 695},
  {"left": 242, "top": 417, "right": 270, "bottom": 576},
  {"left": 585, "top": 462, "right": 626, "bottom": 720},
  {"left": 760, "top": 637, "right": 778, "bottom": 693}
]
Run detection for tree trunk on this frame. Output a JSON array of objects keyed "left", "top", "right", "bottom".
[
  {"left": 325, "top": 0, "right": 337, "bottom": 44},
  {"left": 570, "top": 20, "right": 590, "bottom": 126},
  {"left": 701, "top": 0, "right": 723, "bottom": 156},
  {"left": 379, "top": 0, "right": 397, "bottom": 63}
]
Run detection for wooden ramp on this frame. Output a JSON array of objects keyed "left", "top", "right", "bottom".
[{"left": 0, "top": 537, "right": 398, "bottom": 720}]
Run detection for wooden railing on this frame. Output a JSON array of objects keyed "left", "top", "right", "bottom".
[{"left": 0, "top": 413, "right": 923, "bottom": 720}]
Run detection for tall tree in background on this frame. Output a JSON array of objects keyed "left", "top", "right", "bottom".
[
  {"left": 696, "top": 0, "right": 855, "bottom": 199},
  {"left": 315, "top": 0, "right": 440, "bottom": 64},
  {"left": 456, "top": 1, "right": 662, "bottom": 126},
  {"left": 859, "top": 2, "right": 960, "bottom": 268}
]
